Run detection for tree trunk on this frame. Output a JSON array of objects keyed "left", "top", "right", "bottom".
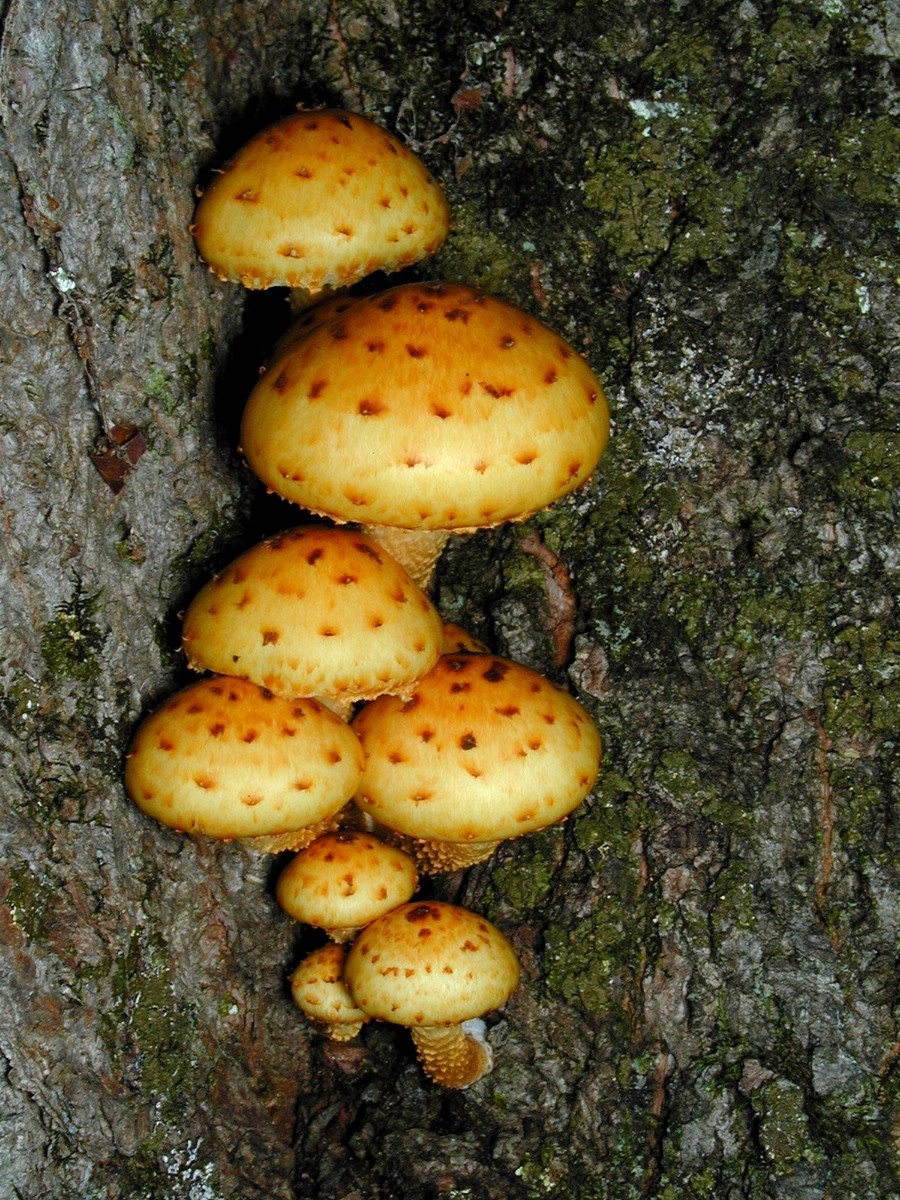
[{"left": 1, "top": 1, "right": 897, "bottom": 1197}]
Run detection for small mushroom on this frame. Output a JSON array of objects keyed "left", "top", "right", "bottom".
[
  {"left": 191, "top": 109, "right": 450, "bottom": 306},
  {"left": 124, "top": 676, "right": 363, "bottom": 853},
  {"left": 181, "top": 526, "right": 444, "bottom": 715},
  {"left": 351, "top": 652, "right": 602, "bottom": 872},
  {"left": 240, "top": 281, "right": 610, "bottom": 587},
  {"left": 343, "top": 900, "right": 520, "bottom": 1088},
  {"left": 289, "top": 942, "right": 369, "bottom": 1041},
  {"left": 276, "top": 830, "right": 418, "bottom": 941}
]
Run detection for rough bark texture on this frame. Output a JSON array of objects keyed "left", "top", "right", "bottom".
[{"left": 1, "top": 1, "right": 897, "bottom": 1197}]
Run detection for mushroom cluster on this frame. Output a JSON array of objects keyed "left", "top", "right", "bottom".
[{"left": 125, "top": 106, "right": 609, "bottom": 1088}]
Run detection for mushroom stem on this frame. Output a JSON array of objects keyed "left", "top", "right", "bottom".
[
  {"left": 392, "top": 833, "right": 500, "bottom": 874},
  {"left": 361, "top": 525, "right": 450, "bottom": 591},
  {"left": 410, "top": 1020, "right": 494, "bottom": 1088},
  {"left": 318, "top": 694, "right": 356, "bottom": 722},
  {"left": 288, "top": 283, "right": 336, "bottom": 314},
  {"left": 238, "top": 813, "right": 340, "bottom": 855}
]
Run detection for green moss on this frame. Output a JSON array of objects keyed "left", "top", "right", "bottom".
[
  {"left": 40, "top": 582, "right": 106, "bottom": 683},
  {"left": 751, "top": 1077, "right": 821, "bottom": 1173},
  {"left": 138, "top": 0, "right": 196, "bottom": 89},
  {"left": 571, "top": 771, "right": 642, "bottom": 857},
  {"left": 111, "top": 1133, "right": 221, "bottom": 1200},
  {"left": 840, "top": 429, "right": 900, "bottom": 515},
  {"left": 102, "top": 929, "right": 203, "bottom": 1126},
  {"left": 543, "top": 894, "right": 646, "bottom": 1029},
  {"left": 780, "top": 234, "right": 875, "bottom": 322},
  {"left": 826, "top": 618, "right": 899, "bottom": 737},
  {"left": 144, "top": 367, "right": 177, "bottom": 415},
  {"left": 653, "top": 749, "right": 711, "bottom": 808},
  {"left": 114, "top": 532, "right": 146, "bottom": 564},
  {"left": 0, "top": 670, "right": 42, "bottom": 729},
  {"left": 199, "top": 328, "right": 217, "bottom": 362},
  {"left": 584, "top": 99, "right": 746, "bottom": 275},
  {"left": 178, "top": 351, "right": 200, "bottom": 403},
  {"left": 487, "top": 837, "right": 556, "bottom": 914},
  {"left": 5, "top": 861, "right": 51, "bottom": 941},
  {"left": 710, "top": 860, "right": 759, "bottom": 935},
  {"left": 430, "top": 201, "right": 522, "bottom": 297}
]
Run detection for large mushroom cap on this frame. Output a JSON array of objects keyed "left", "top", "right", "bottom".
[
  {"left": 191, "top": 109, "right": 449, "bottom": 294},
  {"left": 181, "top": 526, "right": 444, "bottom": 704},
  {"left": 344, "top": 900, "right": 520, "bottom": 1028},
  {"left": 124, "top": 676, "right": 363, "bottom": 841},
  {"left": 240, "top": 281, "right": 610, "bottom": 532},
  {"left": 351, "top": 653, "right": 602, "bottom": 846},
  {"left": 276, "top": 830, "right": 418, "bottom": 939}
]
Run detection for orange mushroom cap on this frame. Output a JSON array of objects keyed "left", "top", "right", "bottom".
[
  {"left": 181, "top": 526, "right": 444, "bottom": 705},
  {"left": 240, "top": 281, "right": 610, "bottom": 533},
  {"left": 289, "top": 942, "right": 369, "bottom": 1041},
  {"left": 344, "top": 900, "right": 520, "bottom": 1087},
  {"left": 191, "top": 109, "right": 449, "bottom": 295},
  {"left": 124, "top": 675, "right": 363, "bottom": 843},
  {"left": 275, "top": 830, "right": 418, "bottom": 940},
  {"left": 351, "top": 653, "right": 601, "bottom": 863}
]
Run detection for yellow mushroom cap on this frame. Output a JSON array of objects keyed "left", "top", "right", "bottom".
[
  {"left": 351, "top": 653, "right": 602, "bottom": 845},
  {"left": 289, "top": 942, "right": 369, "bottom": 1040},
  {"left": 181, "top": 526, "right": 444, "bottom": 703},
  {"left": 343, "top": 901, "right": 520, "bottom": 1028},
  {"left": 440, "top": 622, "right": 489, "bottom": 654},
  {"left": 191, "top": 109, "right": 450, "bottom": 294},
  {"left": 124, "top": 676, "right": 363, "bottom": 840},
  {"left": 240, "top": 281, "right": 610, "bottom": 532},
  {"left": 275, "top": 830, "right": 418, "bottom": 936}
]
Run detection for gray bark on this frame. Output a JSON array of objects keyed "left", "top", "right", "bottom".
[{"left": 1, "top": 1, "right": 897, "bottom": 1197}]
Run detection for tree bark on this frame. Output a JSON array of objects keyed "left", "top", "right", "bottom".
[{"left": 1, "top": 1, "right": 897, "bottom": 1197}]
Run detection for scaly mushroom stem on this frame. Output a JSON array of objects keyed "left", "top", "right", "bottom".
[
  {"left": 314, "top": 1016, "right": 366, "bottom": 1041},
  {"left": 391, "top": 833, "right": 499, "bottom": 874},
  {"left": 361, "top": 525, "right": 450, "bottom": 592},
  {"left": 410, "top": 1020, "right": 493, "bottom": 1088},
  {"left": 238, "top": 814, "right": 339, "bottom": 855}
]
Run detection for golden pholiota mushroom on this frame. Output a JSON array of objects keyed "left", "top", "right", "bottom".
[
  {"left": 240, "top": 280, "right": 610, "bottom": 587},
  {"left": 440, "top": 622, "right": 489, "bottom": 654},
  {"left": 289, "top": 942, "right": 369, "bottom": 1041},
  {"left": 124, "top": 676, "right": 363, "bottom": 853},
  {"left": 191, "top": 109, "right": 450, "bottom": 308},
  {"left": 181, "top": 526, "right": 443, "bottom": 717},
  {"left": 275, "top": 830, "right": 418, "bottom": 942},
  {"left": 343, "top": 900, "right": 520, "bottom": 1088},
  {"left": 351, "top": 653, "right": 602, "bottom": 872}
]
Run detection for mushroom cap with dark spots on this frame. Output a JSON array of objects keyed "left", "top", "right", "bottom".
[
  {"left": 124, "top": 675, "right": 363, "bottom": 839},
  {"left": 276, "top": 830, "right": 418, "bottom": 935},
  {"left": 241, "top": 281, "right": 610, "bottom": 531},
  {"left": 192, "top": 109, "right": 449, "bottom": 293},
  {"left": 343, "top": 900, "right": 520, "bottom": 1027},
  {"left": 181, "top": 526, "right": 443, "bottom": 703},
  {"left": 289, "top": 942, "right": 369, "bottom": 1040},
  {"left": 351, "top": 652, "right": 602, "bottom": 844}
]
